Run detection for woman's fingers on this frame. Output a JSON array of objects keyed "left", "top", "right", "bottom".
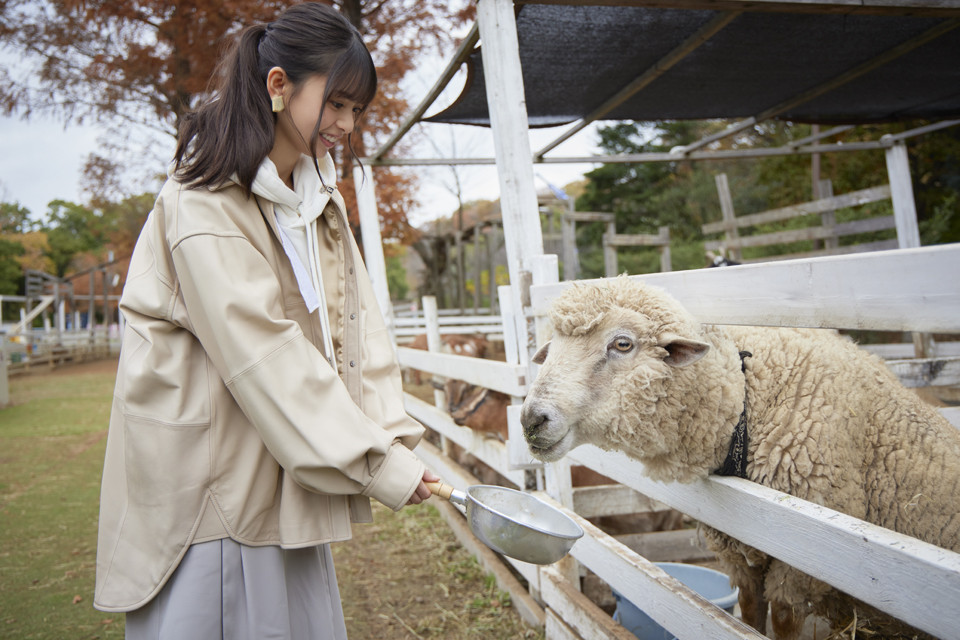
[{"left": 406, "top": 470, "right": 441, "bottom": 505}]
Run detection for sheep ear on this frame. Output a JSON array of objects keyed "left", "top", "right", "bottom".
[
  {"left": 659, "top": 335, "right": 710, "bottom": 367},
  {"left": 532, "top": 341, "right": 551, "bottom": 365}
]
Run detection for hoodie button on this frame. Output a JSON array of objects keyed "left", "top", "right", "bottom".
[
  {"left": 350, "top": 313, "right": 356, "bottom": 320},
  {"left": 349, "top": 360, "right": 356, "bottom": 367},
  {"left": 349, "top": 268, "right": 354, "bottom": 274}
]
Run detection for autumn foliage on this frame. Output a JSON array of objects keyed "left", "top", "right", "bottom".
[{"left": 0, "top": 0, "right": 474, "bottom": 250}]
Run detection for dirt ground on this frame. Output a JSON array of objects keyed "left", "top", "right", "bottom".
[{"left": 333, "top": 501, "right": 537, "bottom": 639}]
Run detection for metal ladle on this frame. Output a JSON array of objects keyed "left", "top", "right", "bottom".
[{"left": 426, "top": 481, "right": 584, "bottom": 565}]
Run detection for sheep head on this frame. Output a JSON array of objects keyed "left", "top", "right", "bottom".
[{"left": 520, "top": 279, "right": 709, "bottom": 465}]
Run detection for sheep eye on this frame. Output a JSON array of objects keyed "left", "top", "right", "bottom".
[{"left": 611, "top": 337, "right": 634, "bottom": 353}]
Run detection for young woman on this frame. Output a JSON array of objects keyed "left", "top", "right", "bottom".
[{"left": 94, "top": 4, "right": 437, "bottom": 638}]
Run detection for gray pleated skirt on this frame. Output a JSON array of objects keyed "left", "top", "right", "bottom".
[{"left": 125, "top": 539, "right": 348, "bottom": 640}]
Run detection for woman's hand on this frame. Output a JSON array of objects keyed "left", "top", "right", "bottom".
[{"left": 406, "top": 469, "right": 441, "bottom": 505}]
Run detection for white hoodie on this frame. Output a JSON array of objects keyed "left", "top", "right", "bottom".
[{"left": 249, "top": 154, "right": 339, "bottom": 372}]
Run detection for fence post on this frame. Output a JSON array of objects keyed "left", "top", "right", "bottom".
[
  {"left": 715, "top": 173, "right": 742, "bottom": 262},
  {"left": 603, "top": 219, "right": 618, "bottom": 277},
  {"left": 819, "top": 179, "right": 838, "bottom": 250},
  {"left": 885, "top": 140, "right": 921, "bottom": 250},
  {"left": 455, "top": 229, "right": 465, "bottom": 314},
  {"left": 659, "top": 226, "right": 672, "bottom": 272},
  {"left": 473, "top": 223, "right": 481, "bottom": 314},
  {"left": 88, "top": 272, "right": 95, "bottom": 348},
  {"left": 885, "top": 139, "right": 929, "bottom": 358},
  {"left": 561, "top": 214, "right": 577, "bottom": 281},
  {"left": 101, "top": 269, "right": 109, "bottom": 357},
  {"left": 422, "top": 295, "right": 451, "bottom": 457},
  {"left": 487, "top": 223, "right": 499, "bottom": 315},
  {"left": 0, "top": 339, "right": 8, "bottom": 407},
  {"left": 498, "top": 286, "right": 519, "bottom": 369}
]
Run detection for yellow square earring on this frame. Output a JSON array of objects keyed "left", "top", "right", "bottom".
[{"left": 271, "top": 95, "right": 284, "bottom": 113}]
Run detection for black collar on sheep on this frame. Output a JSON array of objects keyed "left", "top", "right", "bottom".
[{"left": 715, "top": 351, "right": 752, "bottom": 480}]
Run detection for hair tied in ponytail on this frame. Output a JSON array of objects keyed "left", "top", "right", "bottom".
[{"left": 173, "top": 3, "right": 377, "bottom": 195}]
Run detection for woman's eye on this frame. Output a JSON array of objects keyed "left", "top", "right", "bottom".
[
  {"left": 611, "top": 338, "right": 633, "bottom": 353},
  {"left": 330, "top": 101, "right": 344, "bottom": 109}
]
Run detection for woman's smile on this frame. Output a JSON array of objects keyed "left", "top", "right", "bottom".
[{"left": 320, "top": 132, "right": 339, "bottom": 148}]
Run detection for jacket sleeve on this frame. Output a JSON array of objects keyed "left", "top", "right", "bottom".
[{"left": 169, "top": 197, "right": 423, "bottom": 511}]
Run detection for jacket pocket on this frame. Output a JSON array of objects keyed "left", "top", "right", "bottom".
[
  {"left": 123, "top": 414, "right": 211, "bottom": 510},
  {"left": 122, "top": 320, "right": 211, "bottom": 426},
  {"left": 105, "top": 414, "right": 211, "bottom": 607}
]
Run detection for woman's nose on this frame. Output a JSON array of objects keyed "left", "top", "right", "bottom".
[{"left": 338, "top": 112, "right": 355, "bottom": 135}]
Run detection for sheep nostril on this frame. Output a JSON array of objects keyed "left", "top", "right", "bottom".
[{"left": 522, "top": 412, "right": 547, "bottom": 439}]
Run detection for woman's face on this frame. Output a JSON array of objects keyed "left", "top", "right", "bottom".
[{"left": 277, "top": 74, "right": 364, "bottom": 158}]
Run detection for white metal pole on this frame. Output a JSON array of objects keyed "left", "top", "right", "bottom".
[
  {"left": 477, "top": 0, "right": 546, "bottom": 372},
  {"left": 884, "top": 140, "right": 922, "bottom": 249},
  {"left": 353, "top": 165, "right": 396, "bottom": 347}
]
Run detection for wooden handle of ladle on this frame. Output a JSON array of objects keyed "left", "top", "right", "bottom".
[{"left": 425, "top": 481, "right": 454, "bottom": 501}]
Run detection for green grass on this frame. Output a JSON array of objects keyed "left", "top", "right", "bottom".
[
  {"left": 1, "top": 363, "right": 540, "bottom": 640},
  {"left": 0, "top": 364, "right": 122, "bottom": 639}
]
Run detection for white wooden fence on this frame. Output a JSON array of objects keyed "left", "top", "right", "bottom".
[
  {"left": 704, "top": 175, "right": 897, "bottom": 263},
  {"left": 400, "top": 243, "right": 960, "bottom": 639},
  {"left": 2, "top": 327, "right": 121, "bottom": 374},
  {"left": 393, "top": 313, "right": 505, "bottom": 343}
]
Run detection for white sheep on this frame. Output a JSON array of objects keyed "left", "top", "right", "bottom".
[{"left": 520, "top": 277, "right": 960, "bottom": 640}]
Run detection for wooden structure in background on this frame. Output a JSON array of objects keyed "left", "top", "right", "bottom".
[
  {"left": 1, "top": 258, "right": 125, "bottom": 380},
  {"left": 705, "top": 176, "right": 897, "bottom": 262},
  {"left": 354, "top": 1, "right": 960, "bottom": 637}
]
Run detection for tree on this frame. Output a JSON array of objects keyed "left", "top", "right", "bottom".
[
  {"left": 100, "top": 193, "right": 156, "bottom": 259},
  {"left": 0, "top": 237, "right": 26, "bottom": 297},
  {"left": 7, "top": 231, "right": 54, "bottom": 275},
  {"left": 0, "top": 1, "right": 291, "bottom": 133},
  {"left": 752, "top": 121, "right": 960, "bottom": 247},
  {"left": 0, "top": 201, "right": 34, "bottom": 234},
  {"left": 578, "top": 119, "right": 960, "bottom": 276},
  {"left": 384, "top": 246, "right": 409, "bottom": 301},
  {"left": 576, "top": 121, "right": 744, "bottom": 275},
  {"left": 42, "top": 200, "right": 112, "bottom": 277},
  {"left": 1, "top": 0, "right": 474, "bottom": 249}
]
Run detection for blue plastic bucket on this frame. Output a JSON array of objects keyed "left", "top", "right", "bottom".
[{"left": 612, "top": 563, "right": 739, "bottom": 640}]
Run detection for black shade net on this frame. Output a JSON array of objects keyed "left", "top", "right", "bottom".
[{"left": 426, "top": 4, "right": 960, "bottom": 127}]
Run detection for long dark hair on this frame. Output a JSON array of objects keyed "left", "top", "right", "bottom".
[{"left": 174, "top": 2, "right": 377, "bottom": 194}]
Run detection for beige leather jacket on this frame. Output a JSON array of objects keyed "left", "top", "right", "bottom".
[{"left": 94, "top": 175, "right": 425, "bottom": 612}]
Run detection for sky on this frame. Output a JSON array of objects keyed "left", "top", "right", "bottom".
[
  {"left": 0, "top": 47, "right": 605, "bottom": 227},
  {"left": 0, "top": 114, "right": 104, "bottom": 218}
]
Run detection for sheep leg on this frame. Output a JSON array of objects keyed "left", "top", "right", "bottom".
[
  {"left": 737, "top": 565, "right": 769, "bottom": 634},
  {"left": 770, "top": 601, "right": 806, "bottom": 640}
]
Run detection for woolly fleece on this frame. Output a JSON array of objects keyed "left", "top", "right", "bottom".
[{"left": 523, "top": 277, "right": 960, "bottom": 639}]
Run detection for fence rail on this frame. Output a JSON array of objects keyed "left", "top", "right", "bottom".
[
  {"left": 2, "top": 328, "right": 121, "bottom": 374},
  {"left": 399, "top": 242, "right": 960, "bottom": 639}
]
